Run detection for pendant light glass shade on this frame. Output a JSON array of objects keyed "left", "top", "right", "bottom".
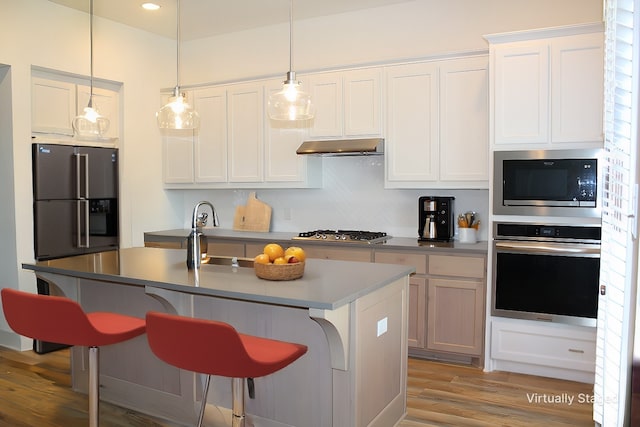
[
  {"left": 156, "top": 0, "right": 199, "bottom": 130},
  {"left": 267, "top": 0, "right": 314, "bottom": 121},
  {"left": 267, "top": 71, "right": 314, "bottom": 121},
  {"left": 157, "top": 87, "right": 200, "bottom": 130},
  {"left": 73, "top": 0, "right": 110, "bottom": 138}
]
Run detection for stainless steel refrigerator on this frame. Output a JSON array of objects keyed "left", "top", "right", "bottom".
[
  {"left": 32, "top": 142, "right": 119, "bottom": 353},
  {"left": 32, "top": 143, "right": 119, "bottom": 260}
]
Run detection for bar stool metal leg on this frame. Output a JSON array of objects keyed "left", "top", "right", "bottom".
[
  {"left": 231, "top": 377, "right": 245, "bottom": 427},
  {"left": 89, "top": 346, "right": 99, "bottom": 427},
  {"left": 197, "top": 374, "right": 211, "bottom": 427}
]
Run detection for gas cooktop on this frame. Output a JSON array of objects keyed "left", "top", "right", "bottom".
[{"left": 293, "top": 230, "right": 390, "bottom": 244}]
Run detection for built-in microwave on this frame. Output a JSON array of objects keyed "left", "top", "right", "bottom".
[{"left": 493, "top": 149, "right": 602, "bottom": 218}]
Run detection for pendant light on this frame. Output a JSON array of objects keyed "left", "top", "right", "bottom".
[
  {"left": 156, "top": 0, "right": 200, "bottom": 130},
  {"left": 267, "top": 0, "right": 314, "bottom": 121},
  {"left": 72, "top": 0, "right": 110, "bottom": 138}
]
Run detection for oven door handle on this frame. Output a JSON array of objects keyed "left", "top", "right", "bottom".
[{"left": 495, "top": 241, "right": 600, "bottom": 255}]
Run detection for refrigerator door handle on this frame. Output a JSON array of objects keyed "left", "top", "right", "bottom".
[
  {"left": 75, "top": 153, "right": 89, "bottom": 199},
  {"left": 77, "top": 200, "right": 90, "bottom": 248}
]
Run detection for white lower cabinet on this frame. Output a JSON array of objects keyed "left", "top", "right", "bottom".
[
  {"left": 384, "top": 55, "right": 489, "bottom": 189},
  {"left": 491, "top": 318, "right": 597, "bottom": 383}
]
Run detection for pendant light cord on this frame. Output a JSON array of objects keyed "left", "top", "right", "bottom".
[
  {"left": 88, "top": 0, "right": 94, "bottom": 108},
  {"left": 288, "top": 0, "right": 293, "bottom": 73},
  {"left": 175, "top": 0, "right": 181, "bottom": 93}
]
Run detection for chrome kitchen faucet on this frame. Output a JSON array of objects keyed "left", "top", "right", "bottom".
[{"left": 187, "top": 201, "right": 219, "bottom": 270}]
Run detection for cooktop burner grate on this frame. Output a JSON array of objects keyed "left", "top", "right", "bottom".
[{"left": 294, "top": 230, "right": 389, "bottom": 244}]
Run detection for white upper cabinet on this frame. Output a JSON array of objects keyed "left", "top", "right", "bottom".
[
  {"left": 385, "top": 56, "right": 489, "bottom": 189},
  {"left": 385, "top": 62, "right": 439, "bottom": 183},
  {"left": 227, "top": 82, "right": 264, "bottom": 183},
  {"left": 307, "top": 68, "right": 382, "bottom": 138},
  {"left": 163, "top": 80, "right": 321, "bottom": 189},
  {"left": 32, "top": 76, "right": 120, "bottom": 139},
  {"left": 32, "top": 77, "right": 76, "bottom": 136},
  {"left": 439, "top": 57, "right": 489, "bottom": 183},
  {"left": 551, "top": 32, "right": 604, "bottom": 144},
  {"left": 193, "top": 87, "right": 227, "bottom": 183},
  {"left": 264, "top": 80, "right": 321, "bottom": 186},
  {"left": 488, "top": 24, "right": 604, "bottom": 148},
  {"left": 162, "top": 90, "right": 195, "bottom": 184},
  {"left": 493, "top": 43, "right": 549, "bottom": 145}
]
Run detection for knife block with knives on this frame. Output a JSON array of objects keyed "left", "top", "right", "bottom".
[{"left": 232, "top": 192, "right": 272, "bottom": 232}]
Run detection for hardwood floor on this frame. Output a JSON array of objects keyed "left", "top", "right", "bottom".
[{"left": 0, "top": 346, "right": 593, "bottom": 426}]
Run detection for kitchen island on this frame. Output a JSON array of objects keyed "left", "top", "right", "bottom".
[{"left": 22, "top": 247, "right": 414, "bottom": 427}]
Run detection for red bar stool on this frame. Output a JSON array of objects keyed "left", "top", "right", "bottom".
[
  {"left": 145, "top": 311, "right": 308, "bottom": 427},
  {"left": 1, "top": 288, "right": 146, "bottom": 427}
]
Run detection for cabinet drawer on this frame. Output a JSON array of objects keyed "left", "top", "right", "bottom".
[
  {"left": 374, "top": 251, "right": 427, "bottom": 275},
  {"left": 491, "top": 320, "right": 596, "bottom": 373},
  {"left": 300, "top": 246, "right": 372, "bottom": 262},
  {"left": 428, "top": 254, "right": 485, "bottom": 278}
]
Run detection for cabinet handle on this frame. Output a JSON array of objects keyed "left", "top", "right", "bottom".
[{"left": 568, "top": 348, "right": 585, "bottom": 354}]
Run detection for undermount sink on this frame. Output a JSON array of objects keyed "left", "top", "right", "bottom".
[{"left": 202, "top": 255, "right": 254, "bottom": 268}]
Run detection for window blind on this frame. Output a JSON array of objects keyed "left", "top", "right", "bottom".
[{"left": 594, "top": 0, "right": 638, "bottom": 425}]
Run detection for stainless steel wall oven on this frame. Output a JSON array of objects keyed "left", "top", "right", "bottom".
[{"left": 492, "top": 223, "right": 601, "bottom": 327}]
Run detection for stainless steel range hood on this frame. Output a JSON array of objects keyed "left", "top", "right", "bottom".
[{"left": 296, "top": 138, "right": 384, "bottom": 156}]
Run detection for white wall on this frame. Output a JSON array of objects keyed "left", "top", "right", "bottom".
[{"left": 181, "top": 0, "right": 603, "bottom": 84}]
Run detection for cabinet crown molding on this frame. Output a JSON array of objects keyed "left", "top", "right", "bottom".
[{"left": 483, "top": 21, "right": 604, "bottom": 45}]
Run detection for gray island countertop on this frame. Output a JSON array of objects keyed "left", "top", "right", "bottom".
[{"left": 23, "top": 247, "right": 415, "bottom": 310}]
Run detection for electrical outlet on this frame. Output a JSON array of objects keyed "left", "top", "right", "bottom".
[{"left": 377, "top": 317, "right": 388, "bottom": 337}]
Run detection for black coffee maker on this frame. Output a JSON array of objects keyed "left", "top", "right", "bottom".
[{"left": 418, "top": 196, "right": 455, "bottom": 242}]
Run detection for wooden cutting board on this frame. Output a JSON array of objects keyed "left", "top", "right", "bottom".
[{"left": 232, "top": 192, "right": 272, "bottom": 232}]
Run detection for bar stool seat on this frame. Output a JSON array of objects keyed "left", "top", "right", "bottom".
[
  {"left": 145, "top": 311, "right": 307, "bottom": 427},
  {"left": 1, "top": 288, "right": 146, "bottom": 427}
]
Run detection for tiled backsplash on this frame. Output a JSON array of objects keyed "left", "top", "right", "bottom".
[{"left": 180, "top": 156, "right": 490, "bottom": 241}]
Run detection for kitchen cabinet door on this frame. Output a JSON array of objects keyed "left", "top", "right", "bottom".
[
  {"left": 227, "top": 82, "right": 264, "bottom": 182},
  {"left": 408, "top": 276, "right": 427, "bottom": 349},
  {"left": 264, "top": 80, "right": 321, "bottom": 186},
  {"left": 77, "top": 85, "right": 120, "bottom": 139},
  {"left": 439, "top": 57, "right": 489, "bottom": 184},
  {"left": 343, "top": 68, "right": 382, "bottom": 136},
  {"left": 32, "top": 77, "right": 76, "bottom": 136},
  {"left": 490, "top": 24, "right": 604, "bottom": 148},
  {"left": 193, "top": 87, "right": 228, "bottom": 183},
  {"left": 385, "top": 62, "right": 439, "bottom": 183},
  {"left": 493, "top": 42, "right": 550, "bottom": 145},
  {"left": 162, "top": 90, "right": 195, "bottom": 184},
  {"left": 307, "top": 72, "right": 343, "bottom": 138},
  {"left": 307, "top": 68, "right": 382, "bottom": 139},
  {"left": 427, "top": 278, "right": 484, "bottom": 356},
  {"left": 163, "top": 130, "right": 194, "bottom": 184},
  {"left": 551, "top": 32, "right": 604, "bottom": 144}
]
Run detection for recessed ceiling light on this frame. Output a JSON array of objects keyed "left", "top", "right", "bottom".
[{"left": 142, "top": 3, "right": 161, "bottom": 11}]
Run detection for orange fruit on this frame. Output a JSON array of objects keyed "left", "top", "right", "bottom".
[
  {"left": 284, "top": 246, "right": 306, "bottom": 263},
  {"left": 263, "top": 243, "right": 284, "bottom": 262},
  {"left": 273, "top": 257, "right": 288, "bottom": 265},
  {"left": 254, "top": 253, "right": 271, "bottom": 265}
]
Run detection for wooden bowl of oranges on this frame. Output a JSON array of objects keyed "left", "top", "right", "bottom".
[{"left": 254, "top": 243, "right": 306, "bottom": 281}]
